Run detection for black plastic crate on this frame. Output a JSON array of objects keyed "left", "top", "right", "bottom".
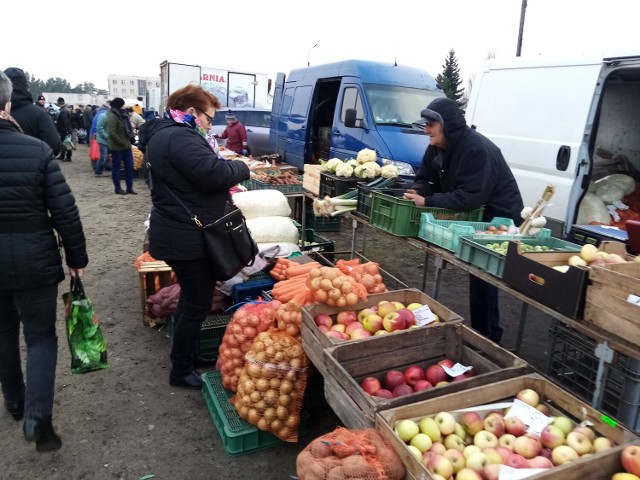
[
  {"left": 304, "top": 197, "right": 341, "bottom": 232},
  {"left": 545, "top": 320, "right": 640, "bottom": 432},
  {"left": 319, "top": 172, "right": 363, "bottom": 198},
  {"left": 167, "top": 312, "right": 233, "bottom": 360}
]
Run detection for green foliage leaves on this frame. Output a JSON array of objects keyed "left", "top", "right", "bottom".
[
  {"left": 23, "top": 71, "right": 108, "bottom": 100},
  {"left": 435, "top": 49, "right": 464, "bottom": 108}
]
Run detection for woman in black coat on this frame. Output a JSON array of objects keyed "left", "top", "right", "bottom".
[
  {"left": 0, "top": 71, "right": 88, "bottom": 451},
  {"left": 139, "top": 85, "right": 250, "bottom": 390}
]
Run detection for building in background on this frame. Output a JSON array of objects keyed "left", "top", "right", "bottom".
[{"left": 108, "top": 74, "right": 160, "bottom": 109}]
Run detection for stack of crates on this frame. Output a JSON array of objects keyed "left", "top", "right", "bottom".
[
  {"left": 231, "top": 272, "right": 277, "bottom": 306},
  {"left": 167, "top": 312, "right": 233, "bottom": 361}
]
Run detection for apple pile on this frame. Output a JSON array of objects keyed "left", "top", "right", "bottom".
[
  {"left": 392, "top": 388, "right": 618, "bottom": 480},
  {"left": 554, "top": 243, "right": 638, "bottom": 273},
  {"left": 359, "top": 359, "right": 476, "bottom": 399},
  {"left": 313, "top": 299, "right": 439, "bottom": 342},
  {"left": 612, "top": 444, "right": 640, "bottom": 480}
]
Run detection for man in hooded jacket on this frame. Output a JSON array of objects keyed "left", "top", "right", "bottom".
[
  {"left": 3, "top": 68, "right": 61, "bottom": 156},
  {"left": 404, "top": 97, "right": 523, "bottom": 344}
]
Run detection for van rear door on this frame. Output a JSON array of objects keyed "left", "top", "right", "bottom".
[{"left": 465, "top": 59, "right": 603, "bottom": 227}]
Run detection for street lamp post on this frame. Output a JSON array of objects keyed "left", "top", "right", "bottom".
[{"left": 307, "top": 43, "right": 318, "bottom": 67}]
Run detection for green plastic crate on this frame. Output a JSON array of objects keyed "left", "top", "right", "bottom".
[
  {"left": 455, "top": 236, "right": 582, "bottom": 278},
  {"left": 370, "top": 190, "right": 484, "bottom": 237},
  {"left": 304, "top": 197, "right": 342, "bottom": 232},
  {"left": 246, "top": 176, "right": 304, "bottom": 194},
  {"left": 167, "top": 313, "right": 233, "bottom": 360},
  {"left": 297, "top": 227, "right": 335, "bottom": 262},
  {"left": 202, "top": 371, "right": 283, "bottom": 456}
]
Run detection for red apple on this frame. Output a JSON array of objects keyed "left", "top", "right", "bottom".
[
  {"left": 372, "top": 388, "right": 394, "bottom": 399},
  {"left": 438, "top": 358, "right": 455, "bottom": 369},
  {"left": 483, "top": 414, "right": 505, "bottom": 438},
  {"left": 314, "top": 313, "right": 333, "bottom": 329},
  {"left": 413, "top": 379, "right": 434, "bottom": 392},
  {"left": 325, "top": 330, "right": 347, "bottom": 340},
  {"left": 396, "top": 308, "right": 416, "bottom": 327},
  {"left": 392, "top": 384, "right": 414, "bottom": 398},
  {"left": 460, "top": 411, "right": 484, "bottom": 436},
  {"left": 621, "top": 444, "right": 640, "bottom": 477},
  {"left": 425, "top": 364, "right": 449, "bottom": 385},
  {"left": 513, "top": 433, "right": 542, "bottom": 459},
  {"left": 540, "top": 425, "right": 565, "bottom": 449},
  {"left": 360, "top": 376, "right": 382, "bottom": 395},
  {"left": 346, "top": 321, "right": 366, "bottom": 336},
  {"left": 506, "top": 453, "right": 529, "bottom": 468},
  {"left": 349, "top": 328, "right": 372, "bottom": 340},
  {"left": 528, "top": 456, "right": 554, "bottom": 468},
  {"left": 336, "top": 310, "right": 358, "bottom": 326},
  {"left": 504, "top": 416, "right": 527, "bottom": 437},
  {"left": 403, "top": 365, "right": 425, "bottom": 386},
  {"left": 383, "top": 370, "right": 406, "bottom": 390},
  {"left": 382, "top": 312, "right": 406, "bottom": 332},
  {"left": 516, "top": 388, "right": 540, "bottom": 407},
  {"left": 317, "top": 325, "right": 330, "bottom": 334}
]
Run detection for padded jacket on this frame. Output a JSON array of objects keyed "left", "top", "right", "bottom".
[
  {"left": 0, "top": 119, "right": 88, "bottom": 290},
  {"left": 4, "top": 67, "right": 61, "bottom": 155},
  {"left": 139, "top": 118, "right": 250, "bottom": 262},
  {"left": 413, "top": 98, "right": 524, "bottom": 222}
]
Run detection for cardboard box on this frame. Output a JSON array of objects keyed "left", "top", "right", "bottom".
[
  {"left": 301, "top": 289, "right": 463, "bottom": 377},
  {"left": 585, "top": 260, "right": 640, "bottom": 347},
  {"left": 375, "top": 374, "right": 639, "bottom": 480},
  {"left": 322, "top": 323, "right": 530, "bottom": 428},
  {"left": 303, "top": 164, "right": 322, "bottom": 195}
]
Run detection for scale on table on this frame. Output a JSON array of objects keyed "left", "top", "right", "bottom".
[{"left": 569, "top": 220, "right": 640, "bottom": 255}]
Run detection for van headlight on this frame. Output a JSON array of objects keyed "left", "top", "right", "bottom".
[{"left": 381, "top": 158, "right": 415, "bottom": 176}]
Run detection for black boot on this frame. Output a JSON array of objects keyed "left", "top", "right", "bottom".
[
  {"left": 126, "top": 189, "right": 138, "bottom": 195},
  {"left": 24, "top": 416, "right": 62, "bottom": 452},
  {"left": 4, "top": 399, "right": 24, "bottom": 421}
]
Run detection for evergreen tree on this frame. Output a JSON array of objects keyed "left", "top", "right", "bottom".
[{"left": 435, "top": 49, "right": 464, "bottom": 107}]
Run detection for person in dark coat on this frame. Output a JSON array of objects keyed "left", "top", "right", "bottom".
[
  {"left": 404, "top": 97, "right": 524, "bottom": 344},
  {"left": 55, "top": 97, "right": 73, "bottom": 162},
  {"left": 3, "top": 68, "right": 61, "bottom": 156},
  {"left": 0, "top": 71, "right": 88, "bottom": 451},
  {"left": 138, "top": 85, "right": 250, "bottom": 389},
  {"left": 106, "top": 97, "right": 136, "bottom": 194},
  {"left": 217, "top": 112, "right": 248, "bottom": 155}
]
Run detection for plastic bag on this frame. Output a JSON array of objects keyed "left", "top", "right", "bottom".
[
  {"left": 89, "top": 138, "right": 100, "bottom": 161},
  {"left": 62, "top": 134, "right": 75, "bottom": 151},
  {"left": 62, "top": 277, "right": 109, "bottom": 374},
  {"left": 576, "top": 192, "right": 612, "bottom": 224}
]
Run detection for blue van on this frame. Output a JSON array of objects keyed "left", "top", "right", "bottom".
[{"left": 269, "top": 59, "right": 444, "bottom": 173}]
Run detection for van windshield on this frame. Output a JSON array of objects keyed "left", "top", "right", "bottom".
[{"left": 364, "top": 84, "right": 442, "bottom": 126}]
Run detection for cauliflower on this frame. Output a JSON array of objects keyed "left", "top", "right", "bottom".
[
  {"left": 347, "top": 159, "right": 359, "bottom": 169},
  {"left": 380, "top": 164, "right": 399, "bottom": 179},
  {"left": 354, "top": 164, "right": 377, "bottom": 179},
  {"left": 361, "top": 162, "right": 381, "bottom": 176},
  {"left": 335, "top": 163, "right": 354, "bottom": 177},
  {"left": 356, "top": 148, "right": 377, "bottom": 164},
  {"left": 323, "top": 158, "right": 343, "bottom": 173}
]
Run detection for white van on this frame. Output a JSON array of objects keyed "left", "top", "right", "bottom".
[{"left": 465, "top": 53, "right": 640, "bottom": 235}]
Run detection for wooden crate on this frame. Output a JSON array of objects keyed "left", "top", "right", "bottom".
[
  {"left": 375, "top": 374, "right": 639, "bottom": 480},
  {"left": 303, "top": 164, "right": 322, "bottom": 195},
  {"left": 584, "top": 261, "right": 640, "bottom": 347},
  {"left": 323, "top": 323, "right": 530, "bottom": 428},
  {"left": 138, "top": 261, "right": 174, "bottom": 327},
  {"left": 301, "top": 289, "right": 463, "bottom": 377}
]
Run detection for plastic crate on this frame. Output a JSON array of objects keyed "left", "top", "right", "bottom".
[
  {"left": 231, "top": 277, "right": 277, "bottom": 305},
  {"left": 455, "top": 236, "right": 582, "bottom": 278},
  {"left": 298, "top": 228, "right": 335, "bottom": 262},
  {"left": 319, "top": 172, "right": 363, "bottom": 198},
  {"left": 246, "top": 176, "right": 304, "bottom": 194},
  {"left": 304, "top": 198, "right": 341, "bottom": 232},
  {"left": 418, "top": 214, "right": 516, "bottom": 252},
  {"left": 545, "top": 320, "right": 640, "bottom": 433},
  {"left": 354, "top": 180, "right": 406, "bottom": 221},
  {"left": 370, "top": 189, "right": 484, "bottom": 237},
  {"left": 201, "top": 371, "right": 284, "bottom": 456},
  {"left": 167, "top": 312, "right": 232, "bottom": 360}
]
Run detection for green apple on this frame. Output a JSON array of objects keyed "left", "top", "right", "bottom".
[
  {"left": 395, "top": 419, "right": 419, "bottom": 443},
  {"left": 419, "top": 416, "right": 442, "bottom": 443},
  {"left": 410, "top": 433, "right": 433, "bottom": 453}
]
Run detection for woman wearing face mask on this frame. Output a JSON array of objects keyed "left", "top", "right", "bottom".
[{"left": 138, "top": 85, "right": 250, "bottom": 389}]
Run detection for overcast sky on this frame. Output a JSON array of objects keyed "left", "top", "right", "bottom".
[{"left": 4, "top": 0, "right": 639, "bottom": 92}]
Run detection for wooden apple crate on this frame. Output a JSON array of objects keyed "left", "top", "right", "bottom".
[
  {"left": 138, "top": 260, "right": 174, "bottom": 327},
  {"left": 584, "top": 261, "right": 640, "bottom": 347},
  {"left": 303, "top": 164, "right": 322, "bottom": 196},
  {"left": 300, "top": 289, "right": 463, "bottom": 377},
  {"left": 375, "top": 373, "right": 639, "bottom": 480},
  {"left": 322, "top": 323, "right": 530, "bottom": 429}
]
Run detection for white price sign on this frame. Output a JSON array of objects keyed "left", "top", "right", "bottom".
[
  {"left": 504, "top": 398, "right": 553, "bottom": 436},
  {"left": 499, "top": 465, "right": 549, "bottom": 480},
  {"left": 442, "top": 363, "right": 474, "bottom": 377},
  {"left": 414, "top": 305, "right": 436, "bottom": 326}
]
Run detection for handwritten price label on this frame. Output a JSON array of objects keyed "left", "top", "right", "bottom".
[
  {"left": 504, "top": 398, "right": 552, "bottom": 436},
  {"left": 442, "top": 363, "right": 474, "bottom": 377},
  {"left": 414, "top": 305, "right": 436, "bottom": 326},
  {"left": 499, "top": 465, "right": 549, "bottom": 480}
]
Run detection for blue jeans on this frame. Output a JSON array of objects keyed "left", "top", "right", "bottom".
[
  {"left": 165, "top": 259, "right": 216, "bottom": 377},
  {"left": 95, "top": 142, "right": 109, "bottom": 174},
  {"left": 0, "top": 284, "right": 59, "bottom": 419},
  {"left": 110, "top": 148, "right": 134, "bottom": 191},
  {"left": 469, "top": 276, "right": 502, "bottom": 343}
]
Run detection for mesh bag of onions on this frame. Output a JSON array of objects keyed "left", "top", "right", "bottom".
[
  {"left": 275, "top": 301, "right": 303, "bottom": 340},
  {"left": 234, "top": 330, "right": 309, "bottom": 442},
  {"left": 296, "top": 427, "right": 405, "bottom": 480},
  {"left": 307, "top": 266, "right": 368, "bottom": 307},
  {"left": 219, "top": 301, "right": 281, "bottom": 392}
]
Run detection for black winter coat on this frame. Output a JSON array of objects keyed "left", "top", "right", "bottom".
[
  {"left": 139, "top": 118, "right": 250, "bottom": 263},
  {"left": 0, "top": 119, "right": 88, "bottom": 290},
  {"left": 56, "top": 106, "right": 72, "bottom": 136},
  {"left": 4, "top": 67, "right": 61, "bottom": 155},
  {"left": 413, "top": 98, "right": 524, "bottom": 223}
]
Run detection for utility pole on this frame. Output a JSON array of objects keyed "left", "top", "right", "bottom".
[{"left": 516, "top": 0, "right": 527, "bottom": 56}]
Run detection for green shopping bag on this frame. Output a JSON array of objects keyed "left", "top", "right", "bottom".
[{"left": 63, "top": 277, "right": 109, "bottom": 374}]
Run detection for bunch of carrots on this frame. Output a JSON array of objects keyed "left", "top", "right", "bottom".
[{"left": 270, "top": 258, "right": 322, "bottom": 304}]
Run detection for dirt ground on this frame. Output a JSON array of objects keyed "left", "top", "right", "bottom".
[{"left": 0, "top": 145, "right": 554, "bottom": 479}]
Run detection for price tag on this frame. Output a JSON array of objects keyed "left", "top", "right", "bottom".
[
  {"left": 442, "top": 363, "right": 473, "bottom": 377},
  {"left": 414, "top": 305, "right": 436, "bottom": 326},
  {"left": 504, "top": 399, "right": 552, "bottom": 436},
  {"left": 498, "top": 465, "right": 548, "bottom": 480},
  {"left": 626, "top": 294, "right": 640, "bottom": 306}
]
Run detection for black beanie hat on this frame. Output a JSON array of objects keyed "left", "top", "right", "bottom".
[{"left": 110, "top": 97, "right": 125, "bottom": 109}]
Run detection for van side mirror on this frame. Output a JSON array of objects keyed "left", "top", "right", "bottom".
[{"left": 345, "top": 108, "right": 357, "bottom": 128}]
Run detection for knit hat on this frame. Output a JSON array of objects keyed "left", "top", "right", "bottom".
[
  {"left": 225, "top": 112, "right": 236, "bottom": 121},
  {"left": 37, "top": 95, "right": 45, "bottom": 101},
  {"left": 57, "top": 97, "right": 65, "bottom": 105},
  {"left": 110, "top": 97, "right": 125, "bottom": 109}
]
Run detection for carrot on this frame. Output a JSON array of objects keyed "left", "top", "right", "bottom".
[
  {"left": 271, "top": 277, "right": 308, "bottom": 296},
  {"left": 284, "top": 262, "right": 321, "bottom": 279},
  {"left": 290, "top": 287, "right": 313, "bottom": 305}
]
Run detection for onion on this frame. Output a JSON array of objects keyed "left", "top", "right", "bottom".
[
  {"left": 280, "top": 380, "right": 294, "bottom": 394},
  {"left": 270, "top": 418, "right": 283, "bottom": 432},
  {"left": 314, "top": 289, "right": 328, "bottom": 303},
  {"left": 285, "top": 414, "right": 300, "bottom": 429},
  {"left": 243, "top": 379, "right": 256, "bottom": 393},
  {"left": 255, "top": 378, "right": 269, "bottom": 392},
  {"left": 257, "top": 418, "right": 269, "bottom": 431},
  {"left": 320, "top": 278, "right": 333, "bottom": 291},
  {"left": 289, "top": 358, "right": 302, "bottom": 369},
  {"left": 278, "top": 394, "right": 291, "bottom": 407},
  {"left": 286, "top": 324, "right": 300, "bottom": 337},
  {"left": 345, "top": 292, "right": 359, "bottom": 306},
  {"left": 276, "top": 405, "right": 290, "bottom": 420},
  {"left": 269, "top": 377, "right": 281, "bottom": 390},
  {"left": 336, "top": 296, "right": 347, "bottom": 308},
  {"left": 263, "top": 407, "right": 277, "bottom": 422},
  {"left": 277, "top": 426, "right": 292, "bottom": 439},
  {"left": 247, "top": 363, "right": 261, "bottom": 377},
  {"left": 264, "top": 389, "right": 278, "bottom": 406},
  {"left": 309, "top": 267, "right": 322, "bottom": 278}
]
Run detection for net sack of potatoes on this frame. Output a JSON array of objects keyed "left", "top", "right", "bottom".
[{"left": 296, "top": 427, "right": 405, "bottom": 480}]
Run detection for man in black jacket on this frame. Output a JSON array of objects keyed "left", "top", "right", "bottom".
[
  {"left": 55, "top": 97, "right": 73, "bottom": 162},
  {"left": 3, "top": 68, "right": 61, "bottom": 156},
  {"left": 404, "top": 97, "right": 524, "bottom": 344},
  {"left": 0, "top": 70, "right": 88, "bottom": 451}
]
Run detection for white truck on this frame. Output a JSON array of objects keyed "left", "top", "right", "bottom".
[
  {"left": 465, "top": 53, "right": 640, "bottom": 236},
  {"left": 159, "top": 61, "right": 270, "bottom": 112}
]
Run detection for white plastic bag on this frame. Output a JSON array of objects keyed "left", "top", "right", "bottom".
[
  {"left": 232, "top": 190, "right": 291, "bottom": 219},
  {"left": 576, "top": 193, "right": 611, "bottom": 225},
  {"left": 246, "top": 216, "right": 299, "bottom": 244}
]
